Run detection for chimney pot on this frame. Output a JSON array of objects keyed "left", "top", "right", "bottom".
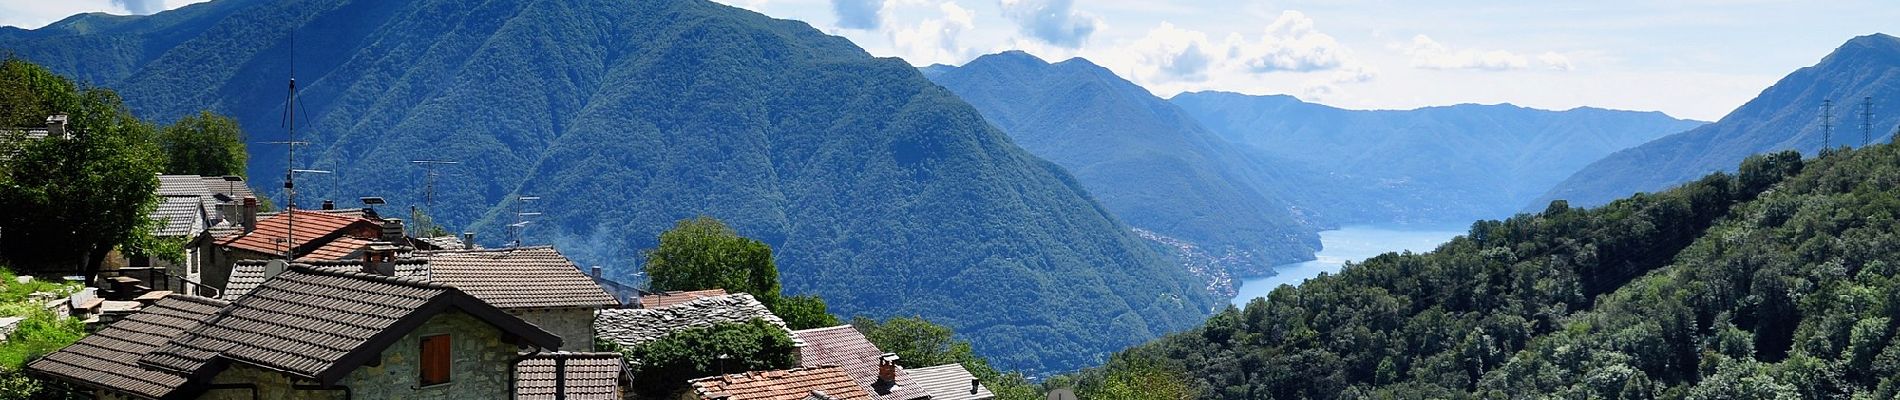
[
  {"left": 462, "top": 232, "right": 475, "bottom": 250},
  {"left": 591, "top": 266, "right": 602, "bottom": 278},
  {"left": 321, "top": 200, "right": 335, "bottom": 210},
  {"left": 380, "top": 218, "right": 405, "bottom": 242},
  {"left": 971, "top": 378, "right": 979, "bottom": 394},
  {"left": 877, "top": 354, "right": 899, "bottom": 385},
  {"left": 45, "top": 114, "right": 67, "bottom": 138}
]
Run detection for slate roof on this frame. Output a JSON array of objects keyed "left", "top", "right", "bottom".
[
  {"left": 417, "top": 235, "right": 475, "bottom": 251},
  {"left": 514, "top": 352, "right": 628, "bottom": 400},
  {"left": 640, "top": 289, "right": 729, "bottom": 309},
  {"left": 141, "top": 266, "right": 562, "bottom": 385},
  {"left": 156, "top": 175, "right": 211, "bottom": 198},
  {"left": 217, "top": 210, "right": 379, "bottom": 256},
  {"left": 28, "top": 295, "right": 229, "bottom": 400},
  {"left": 151, "top": 196, "right": 206, "bottom": 237},
  {"left": 907, "top": 364, "right": 995, "bottom": 400},
  {"left": 421, "top": 247, "right": 618, "bottom": 309},
  {"left": 689, "top": 366, "right": 872, "bottom": 400},
  {"left": 790, "top": 326, "right": 929, "bottom": 400},
  {"left": 595, "top": 293, "right": 790, "bottom": 348}
]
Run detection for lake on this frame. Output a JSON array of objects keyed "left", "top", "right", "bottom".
[{"left": 1231, "top": 225, "right": 1466, "bottom": 306}]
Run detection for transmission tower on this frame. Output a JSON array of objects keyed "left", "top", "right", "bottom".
[
  {"left": 1821, "top": 99, "right": 1835, "bottom": 149},
  {"left": 1862, "top": 97, "right": 1875, "bottom": 145}
]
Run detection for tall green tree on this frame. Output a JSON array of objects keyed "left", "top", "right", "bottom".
[
  {"left": 156, "top": 110, "right": 247, "bottom": 177},
  {"left": 644, "top": 216, "right": 839, "bottom": 329},
  {"left": 0, "top": 58, "right": 163, "bottom": 279}
]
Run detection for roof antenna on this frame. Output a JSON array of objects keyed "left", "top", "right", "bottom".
[{"left": 266, "top": 29, "right": 310, "bottom": 261}]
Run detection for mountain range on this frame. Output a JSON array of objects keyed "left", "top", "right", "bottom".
[
  {"left": 0, "top": 0, "right": 1217, "bottom": 373},
  {"left": 924, "top": 51, "right": 1319, "bottom": 280},
  {"left": 1538, "top": 33, "right": 1900, "bottom": 208},
  {"left": 1171, "top": 92, "right": 1705, "bottom": 224}
]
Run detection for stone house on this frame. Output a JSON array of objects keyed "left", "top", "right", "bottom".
[
  {"left": 789, "top": 326, "right": 929, "bottom": 400},
  {"left": 27, "top": 266, "right": 624, "bottom": 399},
  {"left": 203, "top": 209, "right": 386, "bottom": 292}
]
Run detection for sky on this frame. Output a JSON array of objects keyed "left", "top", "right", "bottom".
[{"left": 4, "top": 0, "right": 1897, "bottom": 121}]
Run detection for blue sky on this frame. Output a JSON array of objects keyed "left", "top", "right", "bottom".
[{"left": 5, "top": 0, "right": 1897, "bottom": 121}]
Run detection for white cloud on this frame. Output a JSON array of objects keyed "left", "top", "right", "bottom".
[
  {"left": 888, "top": 2, "right": 978, "bottom": 65},
  {"left": 1397, "top": 34, "right": 1574, "bottom": 71},
  {"left": 1234, "top": 11, "right": 1352, "bottom": 73},
  {"left": 111, "top": 0, "right": 165, "bottom": 15},
  {"left": 1124, "top": 22, "right": 1217, "bottom": 82},
  {"left": 998, "top": 0, "right": 1100, "bottom": 48},
  {"left": 831, "top": 0, "right": 886, "bottom": 30}
]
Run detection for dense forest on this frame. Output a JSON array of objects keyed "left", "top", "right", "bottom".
[{"left": 1097, "top": 139, "right": 1900, "bottom": 398}]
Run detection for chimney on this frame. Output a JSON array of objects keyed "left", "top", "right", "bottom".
[
  {"left": 321, "top": 200, "right": 335, "bottom": 210},
  {"left": 877, "top": 354, "right": 899, "bottom": 385},
  {"left": 263, "top": 260, "right": 288, "bottom": 281},
  {"left": 241, "top": 197, "right": 259, "bottom": 233},
  {"left": 591, "top": 266, "right": 602, "bottom": 278},
  {"left": 462, "top": 232, "right": 475, "bottom": 250},
  {"left": 380, "top": 218, "right": 405, "bottom": 242},
  {"left": 45, "top": 114, "right": 67, "bottom": 138},
  {"left": 970, "top": 378, "right": 980, "bottom": 394},
  {"left": 361, "top": 244, "right": 399, "bottom": 275}
]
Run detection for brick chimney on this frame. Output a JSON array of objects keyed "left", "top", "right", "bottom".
[
  {"left": 877, "top": 354, "right": 900, "bottom": 385},
  {"left": 241, "top": 197, "right": 259, "bottom": 233}
]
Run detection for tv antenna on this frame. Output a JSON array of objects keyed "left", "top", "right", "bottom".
[
  {"left": 409, "top": 160, "right": 460, "bottom": 235},
  {"left": 1821, "top": 99, "right": 1835, "bottom": 149},
  {"left": 1861, "top": 97, "right": 1875, "bottom": 146},
  {"left": 511, "top": 196, "right": 541, "bottom": 247}
]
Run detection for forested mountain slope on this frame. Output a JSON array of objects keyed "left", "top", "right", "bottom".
[
  {"left": 1111, "top": 140, "right": 1900, "bottom": 398},
  {"left": 0, "top": 0, "right": 1218, "bottom": 373},
  {"left": 1173, "top": 92, "right": 1702, "bottom": 224},
  {"left": 1539, "top": 33, "right": 1900, "bottom": 209},
  {"left": 926, "top": 51, "right": 1319, "bottom": 278}
]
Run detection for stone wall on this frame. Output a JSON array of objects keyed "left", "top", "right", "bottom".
[
  {"left": 199, "top": 310, "right": 519, "bottom": 400},
  {"left": 510, "top": 307, "right": 597, "bottom": 352}
]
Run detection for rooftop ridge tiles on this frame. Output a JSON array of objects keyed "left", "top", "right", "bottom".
[{"left": 286, "top": 264, "right": 453, "bottom": 290}]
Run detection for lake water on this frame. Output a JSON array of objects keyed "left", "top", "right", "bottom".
[{"left": 1231, "top": 225, "right": 1466, "bottom": 306}]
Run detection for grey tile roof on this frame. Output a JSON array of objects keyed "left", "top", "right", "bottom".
[
  {"left": 420, "top": 247, "right": 618, "bottom": 309},
  {"left": 142, "top": 266, "right": 562, "bottom": 385},
  {"left": 28, "top": 295, "right": 229, "bottom": 400},
  {"left": 907, "top": 364, "right": 995, "bottom": 400},
  {"left": 514, "top": 352, "right": 628, "bottom": 400},
  {"left": 222, "top": 260, "right": 432, "bottom": 300},
  {"left": 156, "top": 175, "right": 211, "bottom": 198},
  {"left": 198, "top": 176, "right": 252, "bottom": 201},
  {"left": 595, "top": 293, "right": 790, "bottom": 348},
  {"left": 417, "top": 235, "right": 476, "bottom": 251},
  {"left": 790, "top": 326, "right": 929, "bottom": 400},
  {"left": 151, "top": 195, "right": 205, "bottom": 237}
]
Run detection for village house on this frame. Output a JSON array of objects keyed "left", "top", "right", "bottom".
[
  {"left": 27, "top": 265, "right": 625, "bottom": 399},
  {"left": 221, "top": 246, "right": 617, "bottom": 352},
  {"left": 904, "top": 365, "right": 994, "bottom": 400},
  {"left": 789, "top": 326, "right": 929, "bottom": 400}
]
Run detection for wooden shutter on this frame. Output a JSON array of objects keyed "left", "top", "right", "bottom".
[{"left": 420, "top": 334, "right": 451, "bottom": 385}]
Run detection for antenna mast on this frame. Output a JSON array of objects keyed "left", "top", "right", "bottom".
[
  {"left": 409, "top": 160, "right": 460, "bottom": 236},
  {"left": 1821, "top": 99, "right": 1835, "bottom": 149},
  {"left": 1862, "top": 96, "right": 1875, "bottom": 146},
  {"left": 275, "top": 30, "right": 304, "bottom": 260}
]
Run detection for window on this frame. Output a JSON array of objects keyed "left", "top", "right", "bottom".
[{"left": 419, "top": 334, "right": 451, "bottom": 386}]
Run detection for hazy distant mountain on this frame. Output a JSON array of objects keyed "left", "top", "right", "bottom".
[
  {"left": 926, "top": 51, "right": 1320, "bottom": 278},
  {"left": 1538, "top": 33, "right": 1900, "bottom": 209},
  {"left": 1172, "top": 92, "right": 1704, "bottom": 223},
  {"left": 0, "top": 0, "right": 1218, "bottom": 372}
]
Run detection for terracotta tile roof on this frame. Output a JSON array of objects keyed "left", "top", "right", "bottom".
[
  {"left": 28, "top": 295, "right": 229, "bottom": 399},
  {"left": 141, "top": 266, "right": 562, "bottom": 385},
  {"left": 299, "top": 236, "right": 372, "bottom": 261},
  {"left": 596, "top": 293, "right": 791, "bottom": 348},
  {"left": 907, "top": 364, "right": 995, "bottom": 400},
  {"left": 690, "top": 366, "right": 872, "bottom": 400},
  {"left": 790, "top": 326, "right": 929, "bottom": 400},
  {"left": 639, "top": 289, "right": 729, "bottom": 309},
  {"left": 514, "top": 352, "right": 628, "bottom": 400},
  {"left": 420, "top": 247, "right": 618, "bottom": 309},
  {"left": 217, "top": 210, "right": 379, "bottom": 256}
]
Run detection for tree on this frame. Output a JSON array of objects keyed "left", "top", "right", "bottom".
[
  {"left": 1078, "top": 357, "right": 1199, "bottom": 400},
  {"left": 644, "top": 216, "right": 841, "bottom": 329},
  {"left": 156, "top": 110, "right": 247, "bottom": 177},
  {"left": 618, "top": 318, "right": 799, "bottom": 396},
  {"left": 853, "top": 316, "right": 978, "bottom": 369},
  {"left": 0, "top": 58, "right": 163, "bottom": 280},
  {"left": 645, "top": 216, "right": 780, "bottom": 300}
]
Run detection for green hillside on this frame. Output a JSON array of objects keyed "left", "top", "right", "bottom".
[
  {"left": 1106, "top": 140, "right": 1900, "bottom": 397},
  {"left": 0, "top": 0, "right": 1218, "bottom": 373},
  {"left": 926, "top": 51, "right": 1320, "bottom": 279}
]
